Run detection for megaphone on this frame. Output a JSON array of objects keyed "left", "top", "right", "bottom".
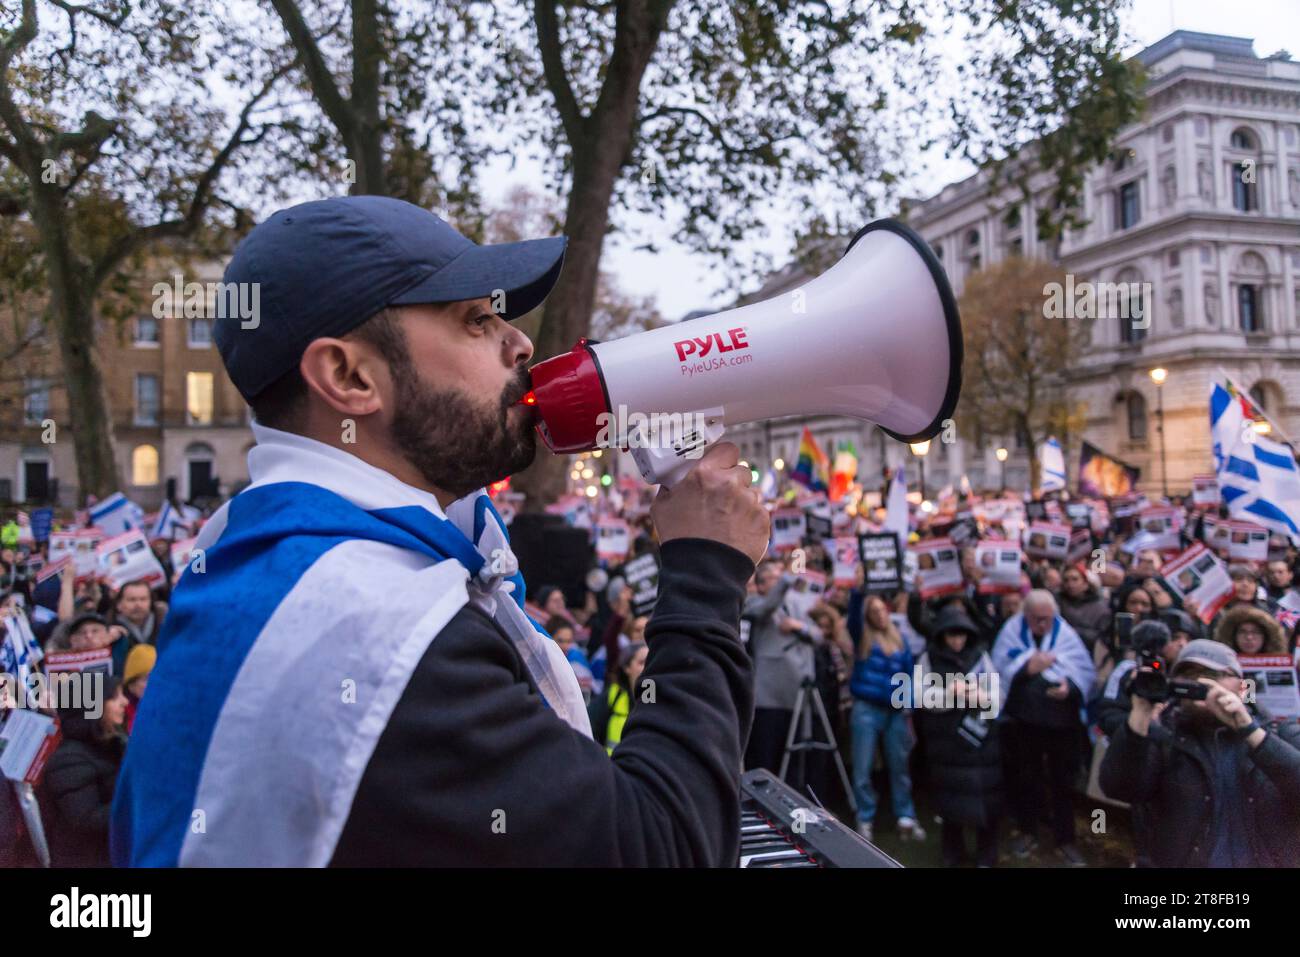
[{"left": 526, "top": 219, "right": 962, "bottom": 487}]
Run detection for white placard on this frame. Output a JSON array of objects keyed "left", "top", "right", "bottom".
[
  {"left": 975, "top": 540, "right": 1022, "bottom": 595},
  {"left": 96, "top": 529, "right": 166, "bottom": 590},
  {"left": 911, "top": 537, "right": 963, "bottom": 599},
  {"left": 1158, "top": 543, "right": 1233, "bottom": 625},
  {"left": 1023, "top": 521, "right": 1072, "bottom": 561}
]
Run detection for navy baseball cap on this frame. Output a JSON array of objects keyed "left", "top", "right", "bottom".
[{"left": 217, "top": 196, "right": 567, "bottom": 400}]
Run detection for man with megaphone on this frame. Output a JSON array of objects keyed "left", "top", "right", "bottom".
[{"left": 111, "top": 196, "right": 770, "bottom": 867}]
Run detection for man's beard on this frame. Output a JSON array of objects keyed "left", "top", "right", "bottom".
[{"left": 388, "top": 355, "right": 536, "bottom": 500}]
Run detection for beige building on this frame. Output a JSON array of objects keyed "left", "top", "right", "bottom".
[
  {"left": 1, "top": 257, "right": 253, "bottom": 510},
  {"left": 729, "top": 30, "right": 1300, "bottom": 497}
]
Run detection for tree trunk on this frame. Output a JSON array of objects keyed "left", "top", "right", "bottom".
[
  {"left": 54, "top": 296, "right": 121, "bottom": 501},
  {"left": 512, "top": 1, "right": 670, "bottom": 510},
  {"left": 27, "top": 181, "right": 121, "bottom": 502}
]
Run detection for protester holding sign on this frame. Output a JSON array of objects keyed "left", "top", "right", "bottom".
[
  {"left": 39, "top": 676, "right": 129, "bottom": 867},
  {"left": 915, "top": 604, "right": 1002, "bottom": 867}
]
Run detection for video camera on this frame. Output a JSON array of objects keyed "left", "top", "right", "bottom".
[{"left": 1115, "top": 615, "right": 1209, "bottom": 704}]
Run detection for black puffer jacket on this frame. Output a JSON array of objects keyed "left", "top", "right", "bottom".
[
  {"left": 1099, "top": 706, "right": 1300, "bottom": 867},
  {"left": 39, "top": 708, "right": 126, "bottom": 868},
  {"left": 914, "top": 606, "right": 1003, "bottom": 827}
]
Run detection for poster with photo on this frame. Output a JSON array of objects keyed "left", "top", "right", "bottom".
[
  {"left": 1136, "top": 506, "right": 1182, "bottom": 552},
  {"left": 49, "top": 529, "right": 103, "bottom": 582},
  {"left": 911, "top": 537, "right": 963, "bottom": 600},
  {"left": 857, "top": 533, "right": 902, "bottom": 594},
  {"left": 1067, "top": 528, "right": 1093, "bottom": 564},
  {"left": 44, "top": 648, "right": 113, "bottom": 676},
  {"left": 1158, "top": 543, "right": 1234, "bottom": 625},
  {"left": 1065, "top": 503, "right": 1092, "bottom": 530},
  {"left": 594, "top": 519, "right": 631, "bottom": 562},
  {"left": 1202, "top": 515, "right": 1230, "bottom": 552},
  {"left": 771, "top": 508, "right": 806, "bottom": 553},
  {"left": 1238, "top": 655, "right": 1300, "bottom": 720},
  {"left": 975, "top": 540, "right": 1022, "bottom": 595},
  {"left": 831, "top": 537, "right": 861, "bottom": 588},
  {"left": 1225, "top": 520, "right": 1269, "bottom": 561},
  {"left": 1023, "top": 521, "right": 1072, "bottom": 561},
  {"left": 1192, "top": 474, "right": 1219, "bottom": 508},
  {"left": 96, "top": 529, "right": 167, "bottom": 590}
]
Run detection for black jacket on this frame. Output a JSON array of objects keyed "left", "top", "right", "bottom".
[
  {"left": 915, "top": 639, "right": 1003, "bottom": 827},
  {"left": 1099, "top": 709, "right": 1300, "bottom": 867},
  {"left": 40, "top": 733, "right": 125, "bottom": 868},
  {"left": 330, "top": 538, "right": 755, "bottom": 867}
]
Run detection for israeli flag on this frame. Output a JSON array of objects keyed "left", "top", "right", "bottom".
[
  {"left": 89, "top": 492, "right": 146, "bottom": 537},
  {"left": 149, "top": 501, "right": 182, "bottom": 540},
  {"left": 1038, "top": 437, "right": 1067, "bottom": 493},
  {"left": 1210, "top": 383, "right": 1300, "bottom": 544},
  {"left": 111, "top": 424, "right": 589, "bottom": 867}
]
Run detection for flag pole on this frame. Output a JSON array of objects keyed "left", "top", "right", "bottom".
[{"left": 1216, "top": 368, "right": 1297, "bottom": 449}]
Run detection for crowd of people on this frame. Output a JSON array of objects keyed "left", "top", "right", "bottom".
[{"left": 4, "top": 476, "right": 1300, "bottom": 868}]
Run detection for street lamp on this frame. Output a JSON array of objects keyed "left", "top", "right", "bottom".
[
  {"left": 995, "top": 447, "right": 1008, "bottom": 492},
  {"left": 1150, "top": 367, "right": 1169, "bottom": 497},
  {"left": 910, "top": 440, "right": 930, "bottom": 503}
]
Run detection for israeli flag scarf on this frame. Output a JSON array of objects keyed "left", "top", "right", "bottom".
[
  {"left": 111, "top": 424, "right": 588, "bottom": 867},
  {"left": 991, "top": 611, "right": 1095, "bottom": 702}
]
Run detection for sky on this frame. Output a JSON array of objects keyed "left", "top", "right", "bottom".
[{"left": 479, "top": 0, "right": 1300, "bottom": 322}]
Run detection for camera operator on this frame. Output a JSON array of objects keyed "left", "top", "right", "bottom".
[
  {"left": 1092, "top": 619, "right": 1189, "bottom": 738},
  {"left": 1099, "top": 640, "right": 1300, "bottom": 867}
]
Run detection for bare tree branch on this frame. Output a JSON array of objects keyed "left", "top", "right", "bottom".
[{"left": 533, "top": 0, "right": 587, "bottom": 147}]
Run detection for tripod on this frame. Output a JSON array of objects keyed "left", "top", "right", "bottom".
[{"left": 779, "top": 677, "right": 857, "bottom": 814}]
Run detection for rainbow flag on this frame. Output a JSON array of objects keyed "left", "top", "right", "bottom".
[{"left": 790, "top": 427, "right": 830, "bottom": 492}]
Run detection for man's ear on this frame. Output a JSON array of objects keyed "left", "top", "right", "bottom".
[{"left": 299, "top": 337, "right": 387, "bottom": 418}]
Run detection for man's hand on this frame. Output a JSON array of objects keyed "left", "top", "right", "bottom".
[
  {"left": 651, "top": 442, "right": 769, "bottom": 565},
  {"left": 1198, "top": 678, "right": 1253, "bottom": 730},
  {"left": 1025, "top": 650, "right": 1056, "bottom": 676},
  {"left": 779, "top": 617, "right": 804, "bottom": 634},
  {"left": 1045, "top": 679, "right": 1070, "bottom": 701},
  {"left": 1127, "top": 692, "right": 1167, "bottom": 737}
]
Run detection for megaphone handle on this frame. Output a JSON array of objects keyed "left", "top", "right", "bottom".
[{"left": 629, "top": 417, "right": 727, "bottom": 488}]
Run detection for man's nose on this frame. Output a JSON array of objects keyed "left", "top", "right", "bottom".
[{"left": 504, "top": 320, "right": 534, "bottom": 367}]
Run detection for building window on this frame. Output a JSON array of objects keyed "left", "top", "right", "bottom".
[
  {"left": 134, "top": 316, "right": 160, "bottom": 346},
  {"left": 1127, "top": 393, "right": 1148, "bottom": 442},
  {"left": 132, "top": 445, "right": 160, "bottom": 486},
  {"left": 1230, "top": 129, "right": 1255, "bottom": 150},
  {"left": 1113, "top": 148, "right": 1136, "bottom": 172},
  {"left": 186, "top": 371, "right": 214, "bottom": 425},
  {"left": 1118, "top": 181, "right": 1140, "bottom": 229},
  {"left": 1117, "top": 282, "right": 1147, "bottom": 344},
  {"left": 135, "top": 374, "right": 160, "bottom": 426},
  {"left": 1233, "top": 163, "right": 1258, "bottom": 212},
  {"left": 23, "top": 378, "right": 50, "bottom": 425},
  {"left": 188, "top": 317, "right": 213, "bottom": 348},
  {"left": 1239, "top": 284, "right": 1262, "bottom": 333}
]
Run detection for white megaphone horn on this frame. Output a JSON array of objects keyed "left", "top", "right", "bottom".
[{"left": 523, "top": 219, "right": 963, "bottom": 487}]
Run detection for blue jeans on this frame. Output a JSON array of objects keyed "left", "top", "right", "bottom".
[{"left": 851, "top": 699, "right": 916, "bottom": 824}]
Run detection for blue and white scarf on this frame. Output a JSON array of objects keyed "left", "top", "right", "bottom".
[
  {"left": 111, "top": 424, "right": 588, "bottom": 867},
  {"left": 991, "top": 611, "right": 1095, "bottom": 702}
]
